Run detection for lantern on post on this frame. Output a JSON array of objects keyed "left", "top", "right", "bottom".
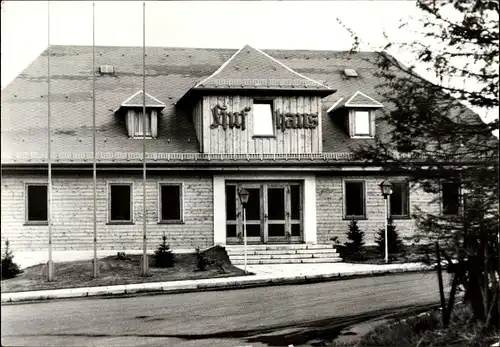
[
  {"left": 238, "top": 188, "right": 250, "bottom": 274},
  {"left": 379, "top": 180, "right": 393, "bottom": 264}
]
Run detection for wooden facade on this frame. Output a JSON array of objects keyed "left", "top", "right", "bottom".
[{"left": 192, "top": 95, "right": 322, "bottom": 154}]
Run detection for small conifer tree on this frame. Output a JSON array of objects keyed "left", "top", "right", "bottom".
[
  {"left": 1, "top": 239, "right": 22, "bottom": 280},
  {"left": 344, "top": 219, "right": 365, "bottom": 254},
  {"left": 375, "top": 217, "right": 404, "bottom": 256},
  {"left": 154, "top": 235, "right": 175, "bottom": 268}
]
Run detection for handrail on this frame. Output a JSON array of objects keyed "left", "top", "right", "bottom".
[{"left": 1, "top": 151, "right": 494, "bottom": 163}]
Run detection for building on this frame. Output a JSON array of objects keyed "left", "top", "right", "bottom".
[{"left": 0, "top": 44, "right": 478, "bottom": 267}]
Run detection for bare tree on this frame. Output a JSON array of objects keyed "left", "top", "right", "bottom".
[{"left": 341, "top": 0, "right": 499, "bottom": 329}]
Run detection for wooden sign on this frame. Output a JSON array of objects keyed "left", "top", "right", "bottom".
[
  {"left": 211, "top": 104, "right": 252, "bottom": 131},
  {"left": 275, "top": 109, "right": 318, "bottom": 130}
]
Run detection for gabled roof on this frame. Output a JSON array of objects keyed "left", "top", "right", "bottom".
[
  {"left": 193, "top": 44, "right": 333, "bottom": 91},
  {"left": 1, "top": 45, "right": 489, "bottom": 164},
  {"left": 345, "top": 91, "right": 383, "bottom": 107},
  {"left": 326, "top": 91, "right": 383, "bottom": 114},
  {"left": 114, "top": 90, "right": 165, "bottom": 113}
]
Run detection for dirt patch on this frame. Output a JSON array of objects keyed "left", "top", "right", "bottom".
[{"left": 1, "top": 246, "right": 247, "bottom": 293}]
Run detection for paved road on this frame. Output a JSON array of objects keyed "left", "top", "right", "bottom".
[{"left": 2, "top": 272, "right": 449, "bottom": 347}]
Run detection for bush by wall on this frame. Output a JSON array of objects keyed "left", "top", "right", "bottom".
[
  {"left": 375, "top": 217, "right": 405, "bottom": 257},
  {"left": 1, "top": 239, "right": 22, "bottom": 280},
  {"left": 154, "top": 235, "right": 175, "bottom": 268}
]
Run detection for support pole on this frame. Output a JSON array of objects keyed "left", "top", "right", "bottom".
[
  {"left": 92, "top": 2, "right": 98, "bottom": 278},
  {"left": 384, "top": 196, "right": 389, "bottom": 264},
  {"left": 47, "top": 0, "right": 54, "bottom": 282},
  {"left": 141, "top": 2, "right": 149, "bottom": 276},
  {"left": 436, "top": 241, "right": 447, "bottom": 324},
  {"left": 243, "top": 207, "right": 247, "bottom": 274}
]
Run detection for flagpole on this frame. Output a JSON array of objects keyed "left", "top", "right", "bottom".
[
  {"left": 141, "top": 1, "right": 149, "bottom": 276},
  {"left": 92, "top": 2, "right": 98, "bottom": 278},
  {"left": 47, "top": 0, "right": 54, "bottom": 282}
]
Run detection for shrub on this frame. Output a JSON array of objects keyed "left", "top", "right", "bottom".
[
  {"left": 375, "top": 217, "right": 405, "bottom": 257},
  {"left": 194, "top": 246, "right": 211, "bottom": 271},
  {"left": 154, "top": 235, "right": 175, "bottom": 268},
  {"left": 344, "top": 219, "right": 365, "bottom": 254},
  {"left": 1, "top": 239, "right": 22, "bottom": 280}
]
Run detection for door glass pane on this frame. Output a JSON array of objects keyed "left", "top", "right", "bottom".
[
  {"left": 226, "top": 224, "right": 236, "bottom": 237},
  {"left": 290, "top": 185, "right": 300, "bottom": 220},
  {"left": 246, "top": 224, "right": 261, "bottom": 237},
  {"left": 268, "top": 188, "right": 285, "bottom": 220},
  {"left": 291, "top": 224, "right": 301, "bottom": 236},
  {"left": 245, "top": 188, "right": 260, "bottom": 220},
  {"left": 268, "top": 224, "right": 285, "bottom": 237},
  {"left": 226, "top": 185, "right": 236, "bottom": 220}
]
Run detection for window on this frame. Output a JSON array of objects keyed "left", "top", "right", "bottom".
[
  {"left": 344, "top": 181, "right": 366, "bottom": 218},
  {"left": 253, "top": 100, "right": 274, "bottom": 137},
  {"left": 159, "top": 184, "right": 183, "bottom": 223},
  {"left": 109, "top": 184, "right": 132, "bottom": 222},
  {"left": 133, "top": 112, "right": 152, "bottom": 137},
  {"left": 353, "top": 110, "right": 371, "bottom": 136},
  {"left": 442, "top": 182, "right": 461, "bottom": 215},
  {"left": 26, "top": 184, "right": 47, "bottom": 223},
  {"left": 390, "top": 182, "right": 409, "bottom": 218}
]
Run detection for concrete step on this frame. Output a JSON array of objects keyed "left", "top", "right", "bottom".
[
  {"left": 225, "top": 244, "right": 335, "bottom": 251},
  {"left": 231, "top": 257, "right": 343, "bottom": 265},
  {"left": 229, "top": 252, "right": 340, "bottom": 260},
  {"left": 226, "top": 249, "right": 339, "bottom": 256}
]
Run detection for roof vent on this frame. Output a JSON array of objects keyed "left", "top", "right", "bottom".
[
  {"left": 99, "top": 65, "right": 115, "bottom": 75},
  {"left": 343, "top": 68, "right": 358, "bottom": 78}
]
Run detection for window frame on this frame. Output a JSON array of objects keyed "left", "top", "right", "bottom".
[
  {"left": 441, "top": 181, "right": 462, "bottom": 216},
  {"left": 252, "top": 99, "right": 276, "bottom": 139},
  {"left": 389, "top": 181, "right": 410, "bottom": 219},
  {"left": 343, "top": 179, "right": 367, "bottom": 220},
  {"left": 349, "top": 109, "right": 375, "bottom": 138},
  {"left": 157, "top": 182, "right": 184, "bottom": 224},
  {"left": 24, "top": 183, "right": 48, "bottom": 225},
  {"left": 132, "top": 111, "right": 153, "bottom": 139},
  {"left": 107, "top": 182, "right": 134, "bottom": 224}
]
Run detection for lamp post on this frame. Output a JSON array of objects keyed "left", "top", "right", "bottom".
[
  {"left": 379, "top": 180, "right": 393, "bottom": 264},
  {"left": 238, "top": 188, "right": 250, "bottom": 274}
]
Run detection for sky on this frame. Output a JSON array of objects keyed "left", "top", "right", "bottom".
[{"left": 1, "top": 0, "right": 497, "bottom": 129}]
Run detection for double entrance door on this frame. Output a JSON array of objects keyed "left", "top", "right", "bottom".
[{"left": 226, "top": 181, "right": 302, "bottom": 244}]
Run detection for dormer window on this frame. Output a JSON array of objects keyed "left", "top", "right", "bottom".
[
  {"left": 253, "top": 100, "right": 274, "bottom": 137},
  {"left": 344, "top": 91, "right": 383, "bottom": 138},
  {"left": 114, "top": 90, "right": 165, "bottom": 139}
]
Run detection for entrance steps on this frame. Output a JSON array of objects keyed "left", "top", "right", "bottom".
[{"left": 225, "top": 244, "right": 342, "bottom": 265}]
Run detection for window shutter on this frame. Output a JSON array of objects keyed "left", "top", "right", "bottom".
[
  {"left": 126, "top": 110, "right": 134, "bottom": 137},
  {"left": 151, "top": 110, "right": 158, "bottom": 138},
  {"left": 370, "top": 111, "right": 376, "bottom": 137},
  {"left": 348, "top": 110, "right": 355, "bottom": 137}
]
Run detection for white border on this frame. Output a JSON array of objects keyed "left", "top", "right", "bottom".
[
  {"left": 114, "top": 90, "right": 166, "bottom": 113},
  {"left": 252, "top": 46, "right": 332, "bottom": 90},
  {"left": 345, "top": 91, "right": 384, "bottom": 108},
  {"left": 194, "top": 46, "right": 245, "bottom": 88},
  {"left": 195, "top": 44, "right": 332, "bottom": 90},
  {"left": 213, "top": 173, "right": 317, "bottom": 245},
  {"left": 326, "top": 97, "right": 344, "bottom": 113}
]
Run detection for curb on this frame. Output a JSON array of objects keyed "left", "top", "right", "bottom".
[{"left": 1, "top": 264, "right": 434, "bottom": 304}]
